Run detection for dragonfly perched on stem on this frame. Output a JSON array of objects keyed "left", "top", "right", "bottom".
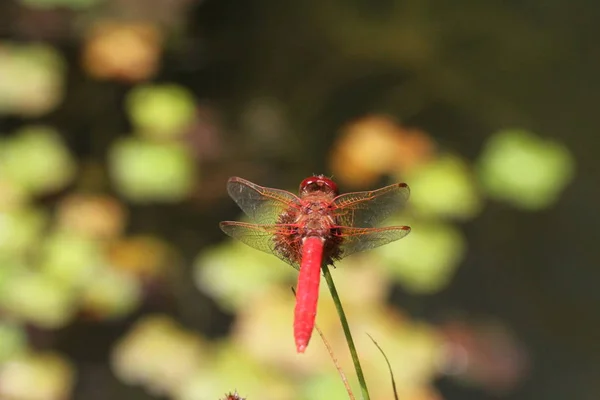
[{"left": 220, "top": 176, "right": 411, "bottom": 352}]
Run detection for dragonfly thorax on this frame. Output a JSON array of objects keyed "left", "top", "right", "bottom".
[
  {"left": 297, "top": 201, "right": 336, "bottom": 237},
  {"left": 272, "top": 199, "right": 340, "bottom": 265}
]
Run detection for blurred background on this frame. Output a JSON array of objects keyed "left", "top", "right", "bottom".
[{"left": 0, "top": 0, "right": 597, "bottom": 399}]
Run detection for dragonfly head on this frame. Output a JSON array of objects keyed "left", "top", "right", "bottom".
[{"left": 299, "top": 175, "right": 339, "bottom": 197}]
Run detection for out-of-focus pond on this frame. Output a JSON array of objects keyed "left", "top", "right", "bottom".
[{"left": 0, "top": 1, "right": 597, "bottom": 399}]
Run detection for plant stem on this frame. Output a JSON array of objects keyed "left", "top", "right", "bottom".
[{"left": 322, "top": 263, "right": 370, "bottom": 400}]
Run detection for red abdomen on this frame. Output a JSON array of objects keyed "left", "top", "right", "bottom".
[{"left": 294, "top": 236, "right": 323, "bottom": 353}]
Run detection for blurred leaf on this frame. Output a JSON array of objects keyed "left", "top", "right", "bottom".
[
  {"left": 0, "top": 207, "right": 47, "bottom": 258},
  {"left": 405, "top": 154, "right": 482, "bottom": 219},
  {"left": 0, "top": 351, "right": 75, "bottom": 400},
  {"left": 175, "top": 343, "right": 294, "bottom": 400},
  {"left": 0, "top": 43, "right": 65, "bottom": 116},
  {"left": 377, "top": 218, "right": 465, "bottom": 293},
  {"left": 0, "top": 271, "right": 78, "bottom": 328},
  {"left": 0, "top": 259, "right": 27, "bottom": 296},
  {"left": 0, "top": 179, "right": 28, "bottom": 211},
  {"left": 328, "top": 256, "right": 391, "bottom": 309},
  {"left": 127, "top": 84, "right": 196, "bottom": 140},
  {"left": 330, "top": 115, "right": 405, "bottom": 187},
  {"left": 81, "top": 266, "right": 142, "bottom": 320},
  {"left": 231, "top": 284, "right": 330, "bottom": 375},
  {"left": 194, "top": 240, "right": 296, "bottom": 312},
  {"left": 302, "top": 372, "right": 356, "bottom": 400},
  {"left": 108, "top": 235, "right": 172, "bottom": 280},
  {"left": 477, "top": 129, "right": 575, "bottom": 209},
  {"left": 0, "top": 321, "right": 27, "bottom": 364},
  {"left": 109, "top": 137, "right": 197, "bottom": 202},
  {"left": 39, "top": 232, "right": 103, "bottom": 287},
  {"left": 0, "top": 126, "right": 75, "bottom": 195},
  {"left": 55, "top": 194, "right": 127, "bottom": 239},
  {"left": 82, "top": 21, "right": 162, "bottom": 82},
  {"left": 112, "top": 315, "right": 207, "bottom": 396},
  {"left": 331, "top": 115, "right": 436, "bottom": 187}
]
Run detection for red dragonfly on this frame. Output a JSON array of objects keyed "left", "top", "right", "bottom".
[{"left": 220, "top": 176, "right": 411, "bottom": 353}]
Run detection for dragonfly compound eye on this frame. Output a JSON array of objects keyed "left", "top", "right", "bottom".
[{"left": 299, "top": 176, "right": 339, "bottom": 196}]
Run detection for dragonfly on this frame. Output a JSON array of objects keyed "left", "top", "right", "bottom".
[{"left": 220, "top": 176, "right": 411, "bottom": 353}]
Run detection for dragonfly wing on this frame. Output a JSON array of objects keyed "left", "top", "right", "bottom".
[
  {"left": 335, "top": 225, "right": 411, "bottom": 260},
  {"left": 332, "top": 183, "right": 410, "bottom": 228},
  {"left": 226, "top": 177, "right": 301, "bottom": 225},
  {"left": 219, "top": 221, "right": 300, "bottom": 270}
]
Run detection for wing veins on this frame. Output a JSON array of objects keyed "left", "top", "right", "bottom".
[
  {"left": 219, "top": 221, "right": 300, "bottom": 269},
  {"left": 226, "top": 177, "right": 301, "bottom": 224},
  {"left": 332, "top": 183, "right": 410, "bottom": 228},
  {"left": 334, "top": 225, "right": 411, "bottom": 259}
]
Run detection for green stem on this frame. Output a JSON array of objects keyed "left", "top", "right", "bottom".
[{"left": 322, "top": 263, "right": 370, "bottom": 400}]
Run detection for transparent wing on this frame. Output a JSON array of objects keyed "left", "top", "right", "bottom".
[
  {"left": 219, "top": 221, "right": 300, "bottom": 269},
  {"left": 335, "top": 225, "right": 411, "bottom": 260},
  {"left": 332, "top": 183, "right": 410, "bottom": 228},
  {"left": 226, "top": 177, "right": 301, "bottom": 225}
]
